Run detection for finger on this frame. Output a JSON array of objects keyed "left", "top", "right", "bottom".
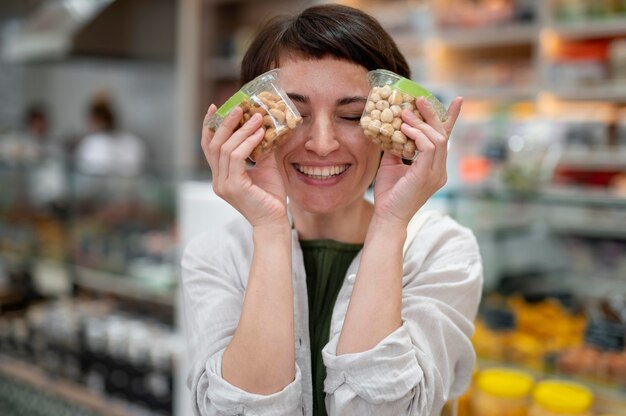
[
  {"left": 218, "top": 113, "right": 264, "bottom": 181},
  {"left": 401, "top": 121, "right": 434, "bottom": 177},
  {"left": 208, "top": 107, "right": 244, "bottom": 179},
  {"left": 379, "top": 149, "right": 402, "bottom": 168},
  {"left": 201, "top": 104, "right": 218, "bottom": 153},
  {"left": 415, "top": 97, "right": 445, "bottom": 136},
  {"left": 443, "top": 96, "right": 463, "bottom": 137},
  {"left": 416, "top": 123, "right": 448, "bottom": 171},
  {"left": 228, "top": 127, "right": 266, "bottom": 179},
  {"left": 402, "top": 109, "right": 445, "bottom": 170},
  {"left": 409, "top": 115, "right": 448, "bottom": 169}
]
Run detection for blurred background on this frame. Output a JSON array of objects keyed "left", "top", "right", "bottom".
[{"left": 0, "top": 0, "right": 625, "bottom": 415}]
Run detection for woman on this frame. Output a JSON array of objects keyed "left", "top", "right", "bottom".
[
  {"left": 182, "top": 4, "right": 482, "bottom": 416},
  {"left": 75, "top": 93, "right": 146, "bottom": 177}
]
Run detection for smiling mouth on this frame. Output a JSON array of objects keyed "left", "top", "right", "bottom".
[{"left": 294, "top": 164, "right": 350, "bottom": 179}]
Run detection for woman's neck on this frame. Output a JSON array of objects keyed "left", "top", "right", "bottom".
[{"left": 291, "top": 198, "right": 373, "bottom": 244}]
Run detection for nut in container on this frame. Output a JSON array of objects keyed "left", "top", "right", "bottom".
[
  {"left": 360, "top": 69, "right": 448, "bottom": 160},
  {"left": 207, "top": 69, "right": 302, "bottom": 161}
]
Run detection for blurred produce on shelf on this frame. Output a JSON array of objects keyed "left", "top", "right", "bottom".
[
  {"left": 433, "top": 0, "right": 535, "bottom": 28},
  {"left": 460, "top": 291, "right": 626, "bottom": 415},
  {"left": 448, "top": 99, "right": 626, "bottom": 193},
  {"left": 552, "top": 0, "right": 626, "bottom": 22},
  {"left": 473, "top": 295, "right": 587, "bottom": 371}
]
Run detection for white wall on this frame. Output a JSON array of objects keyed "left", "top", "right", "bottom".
[{"left": 17, "top": 59, "right": 176, "bottom": 168}]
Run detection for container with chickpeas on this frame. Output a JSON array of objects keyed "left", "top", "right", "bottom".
[
  {"left": 360, "top": 69, "right": 449, "bottom": 160},
  {"left": 207, "top": 69, "right": 302, "bottom": 161}
]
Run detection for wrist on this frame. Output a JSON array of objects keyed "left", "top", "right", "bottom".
[
  {"left": 366, "top": 214, "right": 407, "bottom": 246},
  {"left": 252, "top": 220, "right": 292, "bottom": 240},
  {"left": 369, "top": 212, "right": 409, "bottom": 235}
]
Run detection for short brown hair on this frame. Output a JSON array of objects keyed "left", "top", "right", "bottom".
[{"left": 240, "top": 4, "right": 410, "bottom": 85}]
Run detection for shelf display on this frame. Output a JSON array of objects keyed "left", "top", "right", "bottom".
[
  {"left": 0, "top": 162, "right": 178, "bottom": 304},
  {"left": 0, "top": 162, "right": 69, "bottom": 308},
  {"left": 69, "top": 172, "right": 178, "bottom": 298},
  {"left": 0, "top": 299, "right": 182, "bottom": 416},
  {"left": 465, "top": 289, "right": 626, "bottom": 415}
]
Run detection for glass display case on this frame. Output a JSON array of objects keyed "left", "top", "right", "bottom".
[
  {"left": 0, "top": 160, "right": 180, "bottom": 416},
  {"left": 68, "top": 170, "right": 178, "bottom": 308},
  {"left": 0, "top": 159, "right": 70, "bottom": 310}
]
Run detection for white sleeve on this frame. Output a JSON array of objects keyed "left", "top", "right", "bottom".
[
  {"left": 181, "top": 230, "right": 303, "bottom": 416},
  {"left": 322, "top": 216, "right": 483, "bottom": 416}
]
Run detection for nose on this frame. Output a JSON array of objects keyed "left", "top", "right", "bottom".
[{"left": 303, "top": 116, "right": 340, "bottom": 157}]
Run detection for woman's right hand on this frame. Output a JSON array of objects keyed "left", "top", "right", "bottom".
[{"left": 202, "top": 104, "right": 289, "bottom": 228}]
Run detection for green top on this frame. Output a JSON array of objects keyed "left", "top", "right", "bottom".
[{"left": 299, "top": 239, "right": 363, "bottom": 416}]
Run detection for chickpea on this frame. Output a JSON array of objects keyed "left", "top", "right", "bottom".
[
  {"left": 237, "top": 94, "right": 302, "bottom": 161},
  {"left": 359, "top": 85, "right": 420, "bottom": 160}
]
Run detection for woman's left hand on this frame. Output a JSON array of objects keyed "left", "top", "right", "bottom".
[{"left": 372, "top": 96, "right": 463, "bottom": 226}]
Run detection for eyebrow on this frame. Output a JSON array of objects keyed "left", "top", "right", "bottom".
[
  {"left": 287, "top": 93, "right": 309, "bottom": 104},
  {"left": 286, "top": 93, "right": 367, "bottom": 106},
  {"left": 336, "top": 96, "right": 367, "bottom": 106}
]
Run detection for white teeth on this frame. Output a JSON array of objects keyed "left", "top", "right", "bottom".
[{"left": 296, "top": 164, "right": 348, "bottom": 178}]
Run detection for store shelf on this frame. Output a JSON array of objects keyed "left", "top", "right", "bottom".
[
  {"left": 435, "top": 23, "right": 538, "bottom": 48},
  {"left": 546, "top": 16, "right": 626, "bottom": 39},
  {"left": 476, "top": 358, "right": 626, "bottom": 411},
  {"left": 565, "top": 274, "right": 626, "bottom": 298},
  {"left": 73, "top": 266, "right": 174, "bottom": 307},
  {"left": 548, "top": 84, "right": 626, "bottom": 102},
  {"left": 0, "top": 358, "right": 133, "bottom": 416},
  {"left": 439, "top": 85, "right": 537, "bottom": 101},
  {"left": 558, "top": 147, "right": 626, "bottom": 170},
  {"left": 542, "top": 185, "right": 626, "bottom": 205},
  {"left": 550, "top": 220, "right": 626, "bottom": 239},
  {"left": 468, "top": 185, "right": 626, "bottom": 208}
]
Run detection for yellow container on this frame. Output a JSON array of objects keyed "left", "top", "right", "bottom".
[
  {"left": 529, "top": 380, "right": 593, "bottom": 416},
  {"left": 471, "top": 368, "right": 533, "bottom": 416}
]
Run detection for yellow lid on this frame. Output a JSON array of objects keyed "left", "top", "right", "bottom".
[
  {"left": 532, "top": 380, "right": 593, "bottom": 413},
  {"left": 476, "top": 368, "right": 534, "bottom": 400}
]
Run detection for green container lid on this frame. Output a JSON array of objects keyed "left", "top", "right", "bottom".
[{"left": 208, "top": 69, "right": 281, "bottom": 131}]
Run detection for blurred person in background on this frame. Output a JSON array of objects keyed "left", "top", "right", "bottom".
[
  {"left": 182, "top": 4, "right": 482, "bottom": 416},
  {"left": 0, "top": 103, "right": 57, "bottom": 163},
  {"left": 22, "top": 104, "right": 56, "bottom": 158},
  {"left": 0, "top": 103, "right": 69, "bottom": 211},
  {"left": 74, "top": 92, "right": 147, "bottom": 177}
]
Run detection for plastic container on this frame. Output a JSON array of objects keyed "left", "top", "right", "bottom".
[
  {"left": 471, "top": 368, "right": 533, "bottom": 416},
  {"left": 529, "top": 380, "right": 593, "bottom": 416},
  {"left": 207, "top": 69, "right": 302, "bottom": 161},
  {"left": 360, "top": 69, "right": 448, "bottom": 160}
]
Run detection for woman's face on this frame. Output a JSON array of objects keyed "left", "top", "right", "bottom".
[{"left": 274, "top": 56, "right": 381, "bottom": 214}]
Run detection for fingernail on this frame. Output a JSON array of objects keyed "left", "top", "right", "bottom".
[{"left": 251, "top": 113, "right": 261, "bottom": 122}]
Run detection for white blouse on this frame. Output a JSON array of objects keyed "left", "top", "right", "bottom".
[{"left": 181, "top": 210, "right": 483, "bottom": 416}]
